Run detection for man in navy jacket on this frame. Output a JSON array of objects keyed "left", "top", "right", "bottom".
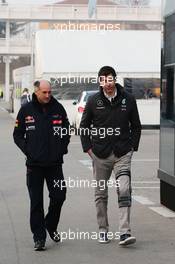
[{"left": 13, "top": 80, "right": 70, "bottom": 251}]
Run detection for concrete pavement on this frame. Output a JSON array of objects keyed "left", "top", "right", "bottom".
[{"left": 0, "top": 103, "right": 175, "bottom": 264}]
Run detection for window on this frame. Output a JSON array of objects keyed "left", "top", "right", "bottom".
[
  {"left": 124, "top": 78, "right": 160, "bottom": 99},
  {"left": 165, "top": 68, "right": 174, "bottom": 120}
]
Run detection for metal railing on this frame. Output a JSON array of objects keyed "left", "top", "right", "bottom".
[
  {"left": 0, "top": 38, "right": 31, "bottom": 55},
  {"left": 0, "top": 4, "right": 161, "bottom": 22}
]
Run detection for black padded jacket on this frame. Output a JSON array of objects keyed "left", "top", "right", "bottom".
[{"left": 80, "top": 84, "right": 141, "bottom": 158}]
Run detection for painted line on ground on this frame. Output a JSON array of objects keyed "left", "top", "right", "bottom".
[
  {"left": 133, "top": 195, "right": 155, "bottom": 205},
  {"left": 133, "top": 196, "right": 175, "bottom": 218},
  {"left": 132, "top": 159, "right": 159, "bottom": 162},
  {"left": 149, "top": 206, "right": 175, "bottom": 218},
  {"left": 79, "top": 159, "right": 159, "bottom": 167},
  {"left": 0, "top": 107, "right": 8, "bottom": 112},
  {"left": 132, "top": 181, "right": 159, "bottom": 183},
  {"left": 133, "top": 187, "right": 159, "bottom": 189}
]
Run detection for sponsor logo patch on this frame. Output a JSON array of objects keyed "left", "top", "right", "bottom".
[
  {"left": 26, "top": 125, "right": 35, "bottom": 131},
  {"left": 96, "top": 106, "right": 105, "bottom": 110},
  {"left": 52, "top": 120, "right": 62, "bottom": 125},
  {"left": 121, "top": 98, "right": 127, "bottom": 111}
]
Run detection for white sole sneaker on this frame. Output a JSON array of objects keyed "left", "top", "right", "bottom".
[
  {"left": 119, "top": 236, "right": 136, "bottom": 246},
  {"left": 98, "top": 238, "right": 111, "bottom": 244},
  {"left": 98, "top": 232, "right": 111, "bottom": 244}
]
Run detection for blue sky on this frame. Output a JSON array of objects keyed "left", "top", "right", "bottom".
[{"left": 6, "top": 0, "right": 162, "bottom": 6}]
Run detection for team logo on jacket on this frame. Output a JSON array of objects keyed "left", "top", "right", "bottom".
[
  {"left": 96, "top": 99, "right": 105, "bottom": 109},
  {"left": 52, "top": 120, "right": 62, "bottom": 125},
  {"left": 26, "top": 125, "right": 35, "bottom": 131},
  {"left": 122, "top": 99, "right": 126, "bottom": 105},
  {"left": 121, "top": 98, "right": 127, "bottom": 111},
  {"left": 97, "top": 99, "right": 103, "bottom": 106},
  {"left": 52, "top": 114, "right": 62, "bottom": 125}
]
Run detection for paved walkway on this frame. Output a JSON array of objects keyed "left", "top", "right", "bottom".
[{"left": 0, "top": 102, "right": 175, "bottom": 264}]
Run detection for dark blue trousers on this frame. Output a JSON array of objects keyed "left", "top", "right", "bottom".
[{"left": 26, "top": 165, "right": 66, "bottom": 242}]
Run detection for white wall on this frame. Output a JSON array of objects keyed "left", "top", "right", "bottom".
[
  {"left": 137, "top": 99, "right": 160, "bottom": 125},
  {"left": 35, "top": 30, "right": 161, "bottom": 78},
  {"left": 13, "top": 65, "right": 32, "bottom": 91},
  {"left": 29, "top": 30, "right": 161, "bottom": 126}
]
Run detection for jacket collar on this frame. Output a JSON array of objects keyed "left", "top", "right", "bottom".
[
  {"left": 103, "top": 88, "right": 117, "bottom": 102},
  {"left": 99, "top": 83, "right": 124, "bottom": 106}
]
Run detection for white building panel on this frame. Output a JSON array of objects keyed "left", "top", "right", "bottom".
[{"left": 35, "top": 30, "right": 161, "bottom": 78}]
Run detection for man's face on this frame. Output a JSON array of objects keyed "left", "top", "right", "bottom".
[
  {"left": 99, "top": 74, "right": 116, "bottom": 96},
  {"left": 35, "top": 81, "right": 51, "bottom": 104}
]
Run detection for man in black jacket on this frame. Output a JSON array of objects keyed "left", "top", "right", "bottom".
[
  {"left": 80, "top": 66, "right": 141, "bottom": 246},
  {"left": 13, "top": 80, "right": 70, "bottom": 251}
]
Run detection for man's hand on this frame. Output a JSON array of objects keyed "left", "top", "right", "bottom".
[{"left": 87, "top": 148, "right": 93, "bottom": 158}]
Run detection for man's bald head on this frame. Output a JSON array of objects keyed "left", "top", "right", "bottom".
[
  {"left": 34, "top": 80, "right": 51, "bottom": 90},
  {"left": 34, "top": 80, "right": 52, "bottom": 104}
]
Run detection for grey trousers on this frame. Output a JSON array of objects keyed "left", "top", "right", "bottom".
[{"left": 91, "top": 151, "right": 133, "bottom": 235}]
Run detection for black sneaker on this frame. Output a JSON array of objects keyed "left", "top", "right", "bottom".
[
  {"left": 48, "top": 230, "right": 60, "bottom": 243},
  {"left": 119, "top": 234, "right": 136, "bottom": 246},
  {"left": 98, "top": 232, "right": 110, "bottom": 244},
  {"left": 34, "top": 240, "right": 46, "bottom": 251}
]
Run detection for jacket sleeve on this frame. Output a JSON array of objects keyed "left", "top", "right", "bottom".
[
  {"left": 129, "top": 98, "right": 142, "bottom": 151},
  {"left": 60, "top": 105, "right": 70, "bottom": 154},
  {"left": 80, "top": 98, "right": 93, "bottom": 152},
  {"left": 13, "top": 107, "right": 27, "bottom": 155}
]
